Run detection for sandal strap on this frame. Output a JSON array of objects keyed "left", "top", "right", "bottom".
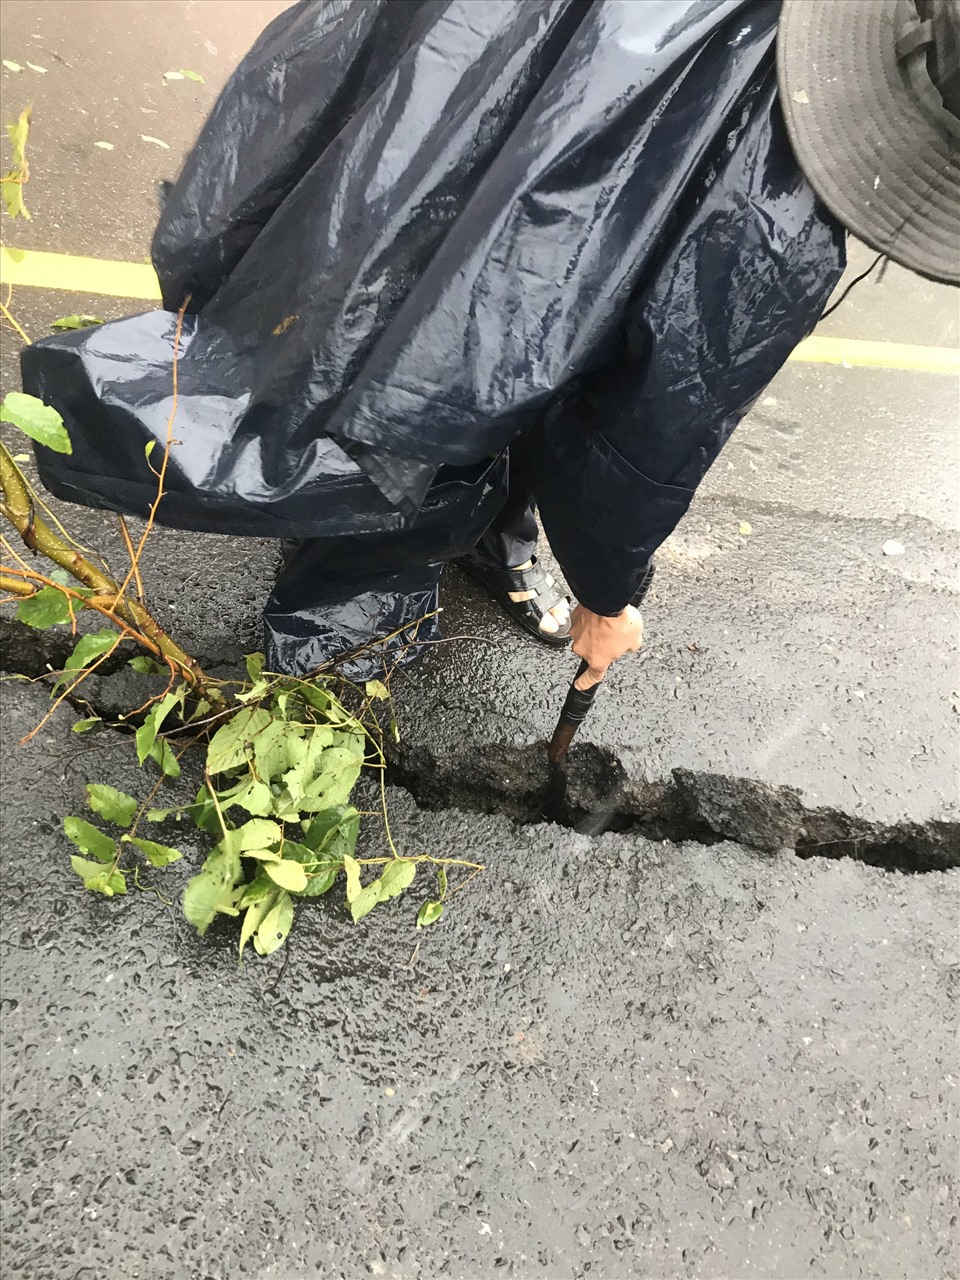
[
  {"left": 501, "top": 560, "right": 564, "bottom": 611},
  {"left": 455, "top": 554, "right": 572, "bottom": 645}
]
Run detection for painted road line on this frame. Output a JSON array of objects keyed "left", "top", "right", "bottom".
[
  {"left": 1, "top": 246, "right": 162, "bottom": 301},
  {"left": 789, "top": 335, "right": 960, "bottom": 374},
  {"left": 2, "top": 246, "right": 959, "bottom": 373}
]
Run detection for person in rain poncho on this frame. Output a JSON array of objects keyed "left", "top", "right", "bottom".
[{"left": 23, "top": 0, "right": 959, "bottom": 685}]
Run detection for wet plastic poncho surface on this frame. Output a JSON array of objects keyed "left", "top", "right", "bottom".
[{"left": 22, "top": 0, "right": 844, "bottom": 624}]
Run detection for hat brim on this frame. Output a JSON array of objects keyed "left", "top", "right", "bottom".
[{"left": 778, "top": 0, "right": 960, "bottom": 285}]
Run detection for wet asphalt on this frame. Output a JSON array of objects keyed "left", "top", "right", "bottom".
[{"left": 1, "top": 3, "right": 959, "bottom": 1278}]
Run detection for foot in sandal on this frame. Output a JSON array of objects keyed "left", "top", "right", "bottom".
[{"left": 455, "top": 554, "right": 572, "bottom": 646}]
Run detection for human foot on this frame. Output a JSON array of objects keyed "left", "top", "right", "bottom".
[{"left": 455, "top": 555, "right": 572, "bottom": 646}]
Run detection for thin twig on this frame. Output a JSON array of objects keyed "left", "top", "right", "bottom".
[
  {"left": 20, "top": 632, "right": 124, "bottom": 744},
  {"left": 0, "top": 301, "right": 30, "bottom": 345},
  {"left": 111, "top": 299, "right": 189, "bottom": 609},
  {"left": 446, "top": 865, "right": 486, "bottom": 897},
  {"left": 128, "top": 772, "right": 171, "bottom": 841},
  {"left": 0, "top": 532, "right": 34, "bottom": 574},
  {"left": 116, "top": 515, "right": 145, "bottom": 598},
  {"left": 0, "top": 563, "right": 162, "bottom": 654},
  {"left": 204, "top": 769, "right": 232, "bottom": 844},
  {"left": 132, "top": 867, "right": 174, "bottom": 907},
  {"left": 355, "top": 854, "right": 485, "bottom": 871}
]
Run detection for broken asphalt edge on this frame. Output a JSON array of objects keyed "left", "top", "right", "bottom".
[{"left": 2, "top": 615, "right": 956, "bottom": 874}]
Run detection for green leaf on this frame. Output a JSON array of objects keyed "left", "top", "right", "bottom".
[
  {"left": 71, "top": 717, "right": 101, "bottom": 734},
  {"left": 244, "top": 652, "right": 264, "bottom": 682},
  {"left": 332, "top": 727, "right": 366, "bottom": 757},
  {"left": 206, "top": 706, "right": 273, "bottom": 774},
  {"left": 437, "top": 866, "right": 448, "bottom": 900},
  {"left": 290, "top": 680, "right": 331, "bottom": 714},
  {"left": 239, "top": 891, "right": 278, "bottom": 961},
  {"left": 300, "top": 805, "right": 360, "bottom": 857},
  {"left": 238, "top": 871, "right": 276, "bottom": 907},
  {"left": 280, "top": 842, "right": 341, "bottom": 895},
  {"left": 144, "top": 440, "right": 156, "bottom": 461},
  {"left": 264, "top": 860, "right": 308, "bottom": 893},
  {"left": 0, "top": 392, "right": 70, "bottom": 453},
  {"left": 128, "top": 655, "right": 165, "bottom": 675},
  {"left": 135, "top": 689, "right": 183, "bottom": 764},
  {"left": 1, "top": 177, "right": 28, "bottom": 220},
  {"left": 416, "top": 900, "right": 444, "bottom": 929},
  {"left": 182, "top": 851, "right": 237, "bottom": 936},
  {"left": 182, "top": 870, "right": 224, "bottom": 935},
  {"left": 70, "top": 856, "right": 126, "bottom": 897},
  {"left": 303, "top": 866, "right": 339, "bottom": 897},
  {"left": 253, "top": 718, "right": 304, "bottom": 782},
  {"left": 5, "top": 102, "right": 29, "bottom": 151},
  {"left": 16, "top": 586, "right": 75, "bottom": 629},
  {"left": 63, "top": 816, "right": 115, "bottom": 863},
  {"left": 51, "top": 630, "right": 118, "bottom": 694},
  {"left": 148, "top": 737, "right": 180, "bottom": 778},
  {"left": 124, "top": 836, "right": 182, "bottom": 867},
  {"left": 254, "top": 891, "right": 294, "bottom": 956},
  {"left": 365, "top": 679, "right": 389, "bottom": 701},
  {"left": 278, "top": 724, "right": 335, "bottom": 797},
  {"left": 235, "top": 678, "right": 271, "bottom": 706},
  {"left": 218, "top": 819, "right": 271, "bottom": 860},
  {"left": 219, "top": 778, "right": 274, "bottom": 817},
  {"left": 2, "top": 105, "right": 31, "bottom": 220},
  {"left": 51, "top": 314, "right": 103, "bottom": 331},
  {"left": 232, "top": 818, "right": 282, "bottom": 851},
  {"left": 85, "top": 783, "right": 138, "bottom": 828},
  {"left": 298, "top": 746, "right": 363, "bottom": 812},
  {"left": 343, "top": 854, "right": 362, "bottom": 904},
  {"left": 187, "top": 786, "right": 221, "bottom": 835},
  {"left": 145, "top": 807, "right": 175, "bottom": 822},
  {"left": 180, "top": 68, "right": 205, "bottom": 82},
  {"left": 350, "top": 881, "right": 382, "bottom": 923},
  {"left": 379, "top": 858, "right": 417, "bottom": 902}
]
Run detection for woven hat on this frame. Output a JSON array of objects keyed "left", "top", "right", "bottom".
[{"left": 777, "top": 0, "right": 960, "bottom": 285}]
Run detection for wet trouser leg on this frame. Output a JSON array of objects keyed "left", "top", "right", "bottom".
[
  {"left": 264, "top": 456, "right": 509, "bottom": 677},
  {"left": 265, "top": 530, "right": 444, "bottom": 680},
  {"left": 463, "top": 433, "right": 539, "bottom": 571}
]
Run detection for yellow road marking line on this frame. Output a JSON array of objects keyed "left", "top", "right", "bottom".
[
  {"left": 1, "top": 246, "right": 162, "bottom": 301},
  {"left": 2, "top": 247, "right": 958, "bottom": 373},
  {"left": 789, "top": 334, "right": 959, "bottom": 374}
]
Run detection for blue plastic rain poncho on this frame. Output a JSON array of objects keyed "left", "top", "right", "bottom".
[{"left": 22, "top": 0, "right": 844, "bottom": 671}]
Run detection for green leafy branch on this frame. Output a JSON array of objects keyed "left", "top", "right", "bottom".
[
  {"left": 62, "top": 661, "right": 478, "bottom": 956},
  {"left": 0, "top": 104, "right": 478, "bottom": 958},
  {"left": 2, "top": 104, "right": 31, "bottom": 221}
]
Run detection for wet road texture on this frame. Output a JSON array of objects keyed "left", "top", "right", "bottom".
[{"left": 1, "top": 3, "right": 958, "bottom": 1278}]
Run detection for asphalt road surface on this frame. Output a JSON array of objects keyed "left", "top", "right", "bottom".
[{"left": 1, "top": 4, "right": 958, "bottom": 1278}]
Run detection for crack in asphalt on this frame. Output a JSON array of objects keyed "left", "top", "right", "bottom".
[
  {"left": 3, "top": 617, "right": 957, "bottom": 874},
  {"left": 388, "top": 742, "right": 960, "bottom": 874}
]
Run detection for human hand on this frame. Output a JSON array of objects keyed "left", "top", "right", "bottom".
[{"left": 569, "top": 604, "right": 644, "bottom": 689}]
